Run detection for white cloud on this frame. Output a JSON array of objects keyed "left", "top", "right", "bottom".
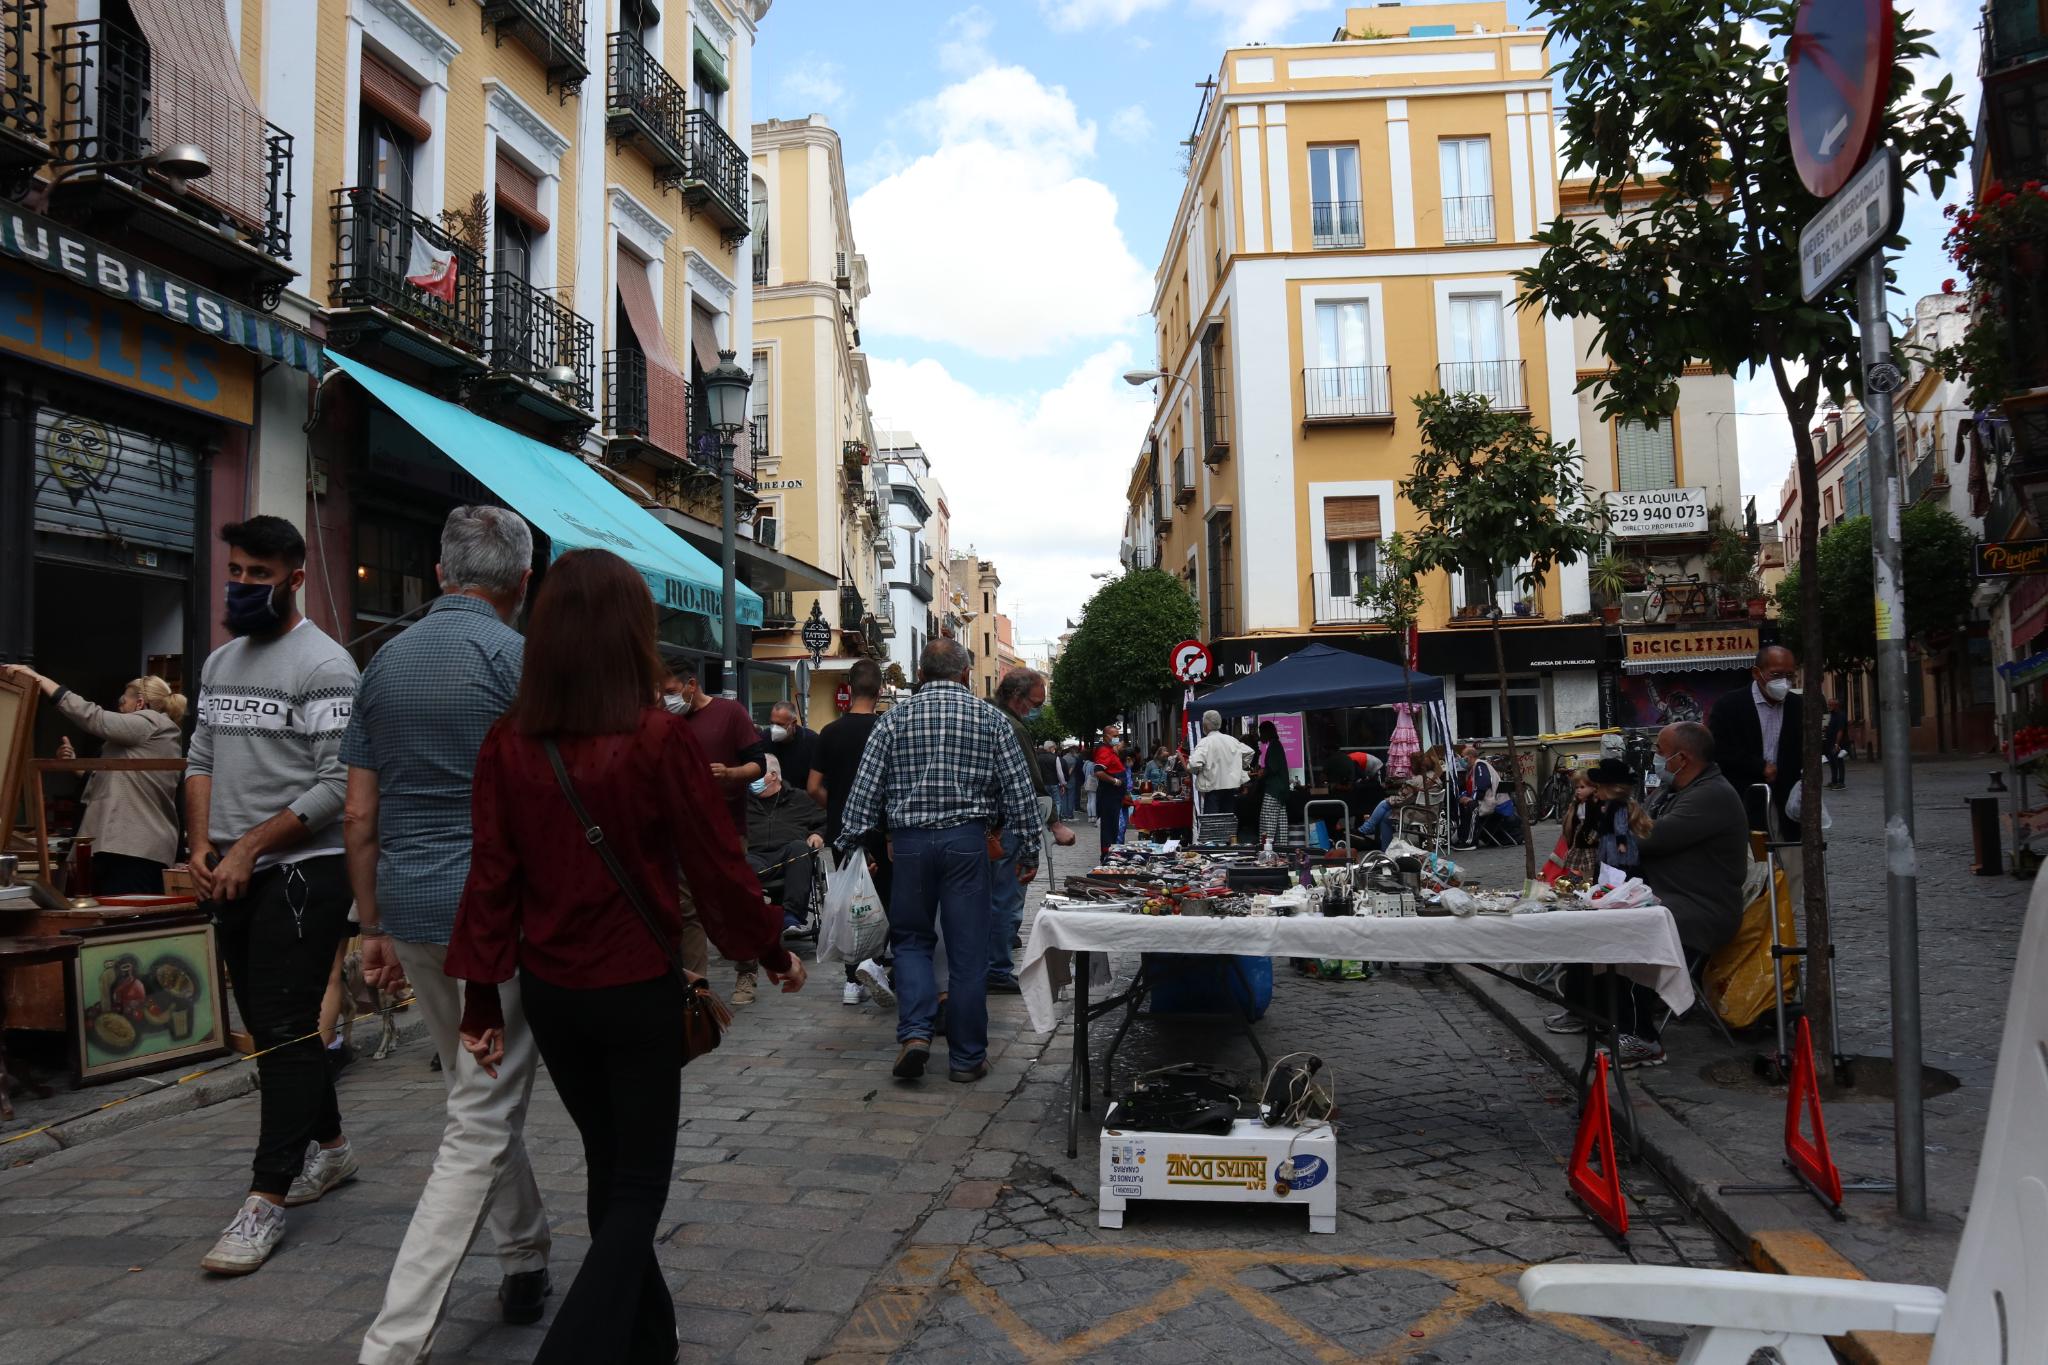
[
  {"left": 1039, "top": 0, "right": 1170, "bottom": 31},
  {"left": 939, "top": 6, "right": 996, "bottom": 75},
  {"left": 1036, "top": 0, "right": 1333, "bottom": 43},
  {"left": 776, "top": 55, "right": 848, "bottom": 114},
  {"left": 868, "top": 345, "right": 1154, "bottom": 646},
  {"left": 853, "top": 67, "right": 1151, "bottom": 358},
  {"left": 1109, "top": 103, "right": 1154, "bottom": 144}
]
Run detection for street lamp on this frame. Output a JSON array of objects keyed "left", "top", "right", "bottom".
[{"left": 701, "top": 348, "right": 752, "bottom": 696}]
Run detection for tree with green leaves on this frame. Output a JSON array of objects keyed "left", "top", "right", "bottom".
[
  {"left": 1353, "top": 532, "right": 1426, "bottom": 707},
  {"left": 1776, "top": 504, "right": 1978, "bottom": 672},
  {"left": 1050, "top": 569, "right": 1201, "bottom": 738},
  {"left": 1514, "top": 0, "right": 1969, "bottom": 1043},
  {"left": 1400, "top": 393, "right": 1608, "bottom": 877}
]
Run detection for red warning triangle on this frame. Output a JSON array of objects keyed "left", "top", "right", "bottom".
[
  {"left": 1784, "top": 1016, "right": 1845, "bottom": 1206},
  {"left": 1568, "top": 1051, "right": 1629, "bottom": 1237}
]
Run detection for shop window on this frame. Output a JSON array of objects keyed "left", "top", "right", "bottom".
[{"left": 352, "top": 510, "right": 442, "bottom": 659}]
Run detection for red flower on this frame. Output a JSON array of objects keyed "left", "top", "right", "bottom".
[{"left": 1943, "top": 278, "right": 1957, "bottom": 293}]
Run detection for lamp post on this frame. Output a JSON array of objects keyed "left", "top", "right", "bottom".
[{"left": 701, "top": 348, "right": 753, "bottom": 697}]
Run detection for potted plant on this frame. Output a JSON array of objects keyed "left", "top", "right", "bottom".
[{"left": 1588, "top": 553, "right": 1633, "bottom": 624}]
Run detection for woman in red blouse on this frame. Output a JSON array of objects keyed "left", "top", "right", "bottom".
[{"left": 448, "top": 549, "right": 805, "bottom": 1365}]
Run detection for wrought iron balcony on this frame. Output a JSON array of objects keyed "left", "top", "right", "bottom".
[
  {"left": 839, "top": 584, "right": 866, "bottom": 630},
  {"left": 1126, "top": 549, "right": 1156, "bottom": 572},
  {"left": 874, "top": 596, "right": 895, "bottom": 636},
  {"left": 1311, "top": 199, "right": 1363, "bottom": 248},
  {"left": 876, "top": 531, "right": 896, "bottom": 567},
  {"left": 1443, "top": 195, "right": 1496, "bottom": 244},
  {"left": 0, "top": 0, "right": 49, "bottom": 175},
  {"left": 330, "top": 187, "right": 485, "bottom": 359},
  {"left": 1311, "top": 571, "right": 1378, "bottom": 625},
  {"left": 762, "top": 590, "right": 796, "bottom": 627},
  {"left": 1437, "top": 359, "right": 1529, "bottom": 411},
  {"left": 50, "top": 17, "right": 295, "bottom": 288},
  {"left": 680, "top": 109, "right": 749, "bottom": 232},
  {"left": 1303, "top": 365, "right": 1394, "bottom": 422},
  {"left": 480, "top": 0, "right": 588, "bottom": 98},
  {"left": 752, "top": 224, "right": 769, "bottom": 285},
  {"left": 748, "top": 415, "right": 768, "bottom": 465},
  {"left": 910, "top": 563, "right": 935, "bottom": 601},
  {"left": 1986, "top": 0, "right": 2048, "bottom": 71},
  {"left": 606, "top": 30, "right": 687, "bottom": 178},
  {"left": 1173, "top": 449, "right": 1197, "bottom": 505},
  {"left": 483, "top": 271, "right": 594, "bottom": 415},
  {"left": 1905, "top": 449, "right": 1949, "bottom": 505}
]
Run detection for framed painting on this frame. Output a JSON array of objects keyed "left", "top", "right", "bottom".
[
  {"left": 0, "top": 666, "right": 35, "bottom": 851},
  {"left": 71, "top": 919, "right": 228, "bottom": 1083}
]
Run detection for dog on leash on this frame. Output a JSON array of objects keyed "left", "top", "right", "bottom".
[{"left": 339, "top": 946, "right": 404, "bottom": 1061}]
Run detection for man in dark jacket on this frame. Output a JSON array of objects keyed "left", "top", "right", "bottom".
[
  {"left": 746, "top": 755, "right": 826, "bottom": 935},
  {"left": 1708, "top": 644, "right": 1802, "bottom": 837},
  {"left": 1625, "top": 721, "right": 1752, "bottom": 1068},
  {"left": 1823, "top": 698, "right": 1848, "bottom": 788}
]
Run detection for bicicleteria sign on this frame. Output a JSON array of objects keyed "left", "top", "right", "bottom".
[{"left": 1624, "top": 627, "right": 1760, "bottom": 665}]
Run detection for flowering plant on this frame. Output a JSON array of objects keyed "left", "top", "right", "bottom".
[{"left": 1931, "top": 181, "right": 2048, "bottom": 413}]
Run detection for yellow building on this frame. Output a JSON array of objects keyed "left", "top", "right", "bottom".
[
  {"left": 1125, "top": 2, "right": 1608, "bottom": 742},
  {"left": 747, "top": 114, "right": 890, "bottom": 724},
  {"left": 952, "top": 552, "right": 1004, "bottom": 699},
  {"left": 0, "top": 0, "right": 780, "bottom": 706}
]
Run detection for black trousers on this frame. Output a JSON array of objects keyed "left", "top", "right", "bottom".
[
  {"left": 749, "top": 838, "right": 819, "bottom": 924},
  {"left": 523, "top": 968, "right": 684, "bottom": 1365},
  {"left": 92, "top": 852, "right": 165, "bottom": 895},
  {"left": 213, "top": 855, "right": 352, "bottom": 1196},
  {"left": 1561, "top": 965, "right": 1666, "bottom": 1043}
]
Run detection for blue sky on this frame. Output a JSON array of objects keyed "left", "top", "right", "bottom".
[{"left": 753, "top": 0, "right": 1979, "bottom": 651}]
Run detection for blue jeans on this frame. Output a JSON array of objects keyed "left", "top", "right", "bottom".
[
  {"left": 1054, "top": 783, "right": 1074, "bottom": 821},
  {"left": 1359, "top": 799, "right": 1394, "bottom": 851},
  {"left": 887, "top": 824, "right": 993, "bottom": 1070},
  {"left": 987, "top": 829, "right": 1025, "bottom": 985}
]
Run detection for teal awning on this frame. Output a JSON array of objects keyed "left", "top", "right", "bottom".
[{"left": 327, "top": 353, "right": 763, "bottom": 627}]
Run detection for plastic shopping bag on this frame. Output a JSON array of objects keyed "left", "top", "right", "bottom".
[
  {"left": 818, "top": 851, "right": 890, "bottom": 965},
  {"left": 1785, "top": 780, "right": 1833, "bottom": 831}
]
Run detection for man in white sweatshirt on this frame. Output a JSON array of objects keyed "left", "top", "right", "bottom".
[
  {"left": 186, "top": 515, "right": 360, "bottom": 1276},
  {"left": 1189, "top": 710, "right": 1253, "bottom": 817}
]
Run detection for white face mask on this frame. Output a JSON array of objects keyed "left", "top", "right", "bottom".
[
  {"left": 662, "top": 692, "right": 688, "bottom": 715},
  {"left": 1761, "top": 677, "right": 1793, "bottom": 703},
  {"left": 769, "top": 724, "right": 790, "bottom": 742}
]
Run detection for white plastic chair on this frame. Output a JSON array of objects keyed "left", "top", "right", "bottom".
[{"left": 1519, "top": 868, "right": 2048, "bottom": 1365}]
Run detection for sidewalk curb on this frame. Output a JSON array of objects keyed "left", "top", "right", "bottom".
[
  {"left": 1452, "top": 965, "right": 1931, "bottom": 1365},
  {"left": 3, "top": 1010, "right": 429, "bottom": 1171}
]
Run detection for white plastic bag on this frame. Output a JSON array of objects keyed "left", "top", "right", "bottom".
[
  {"left": 1784, "top": 780, "right": 1833, "bottom": 831},
  {"left": 818, "top": 851, "right": 890, "bottom": 965}
]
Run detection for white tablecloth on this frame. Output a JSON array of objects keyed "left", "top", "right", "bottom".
[{"left": 1018, "top": 907, "right": 1693, "bottom": 1033}]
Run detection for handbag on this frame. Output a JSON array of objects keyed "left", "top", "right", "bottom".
[{"left": 542, "top": 739, "right": 731, "bottom": 1063}]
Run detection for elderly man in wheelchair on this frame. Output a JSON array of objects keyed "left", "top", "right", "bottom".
[{"left": 746, "top": 755, "right": 828, "bottom": 938}]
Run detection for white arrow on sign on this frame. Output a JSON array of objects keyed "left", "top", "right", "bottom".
[{"left": 1819, "top": 113, "right": 1849, "bottom": 156}]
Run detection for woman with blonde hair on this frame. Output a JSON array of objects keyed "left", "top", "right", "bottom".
[{"left": 3, "top": 666, "right": 186, "bottom": 893}]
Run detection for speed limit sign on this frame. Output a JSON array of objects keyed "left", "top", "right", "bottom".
[{"left": 1170, "top": 639, "right": 1212, "bottom": 684}]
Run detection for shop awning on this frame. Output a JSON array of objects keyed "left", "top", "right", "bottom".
[
  {"left": 327, "top": 353, "right": 763, "bottom": 626},
  {"left": 1622, "top": 652, "right": 1754, "bottom": 674},
  {"left": 649, "top": 507, "right": 839, "bottom": 593}
]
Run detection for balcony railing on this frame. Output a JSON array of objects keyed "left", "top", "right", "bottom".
[
  {"left": 911, "top": 564, "right": 935, "bottom": 600},
  {"left": 1986, "top": 0, "right": 2048, "bottom": 70},
  {"left": 331, "top": 187, "right": 484, "bottom": 354},
  {"left": 1303, "top": 365, "right": 1394, "bottom": 421},
  {"left": 486, "top": 272, "right": 594, "bottom": 412},
  {"left": 1905, "top": 450, "right": 1949, "bottom": 505},
  {"left": 1173, "top": 449, "right": 1197, "bottom": 504},
  {"left": 1437, "top": 359, "right": 1529, "bottom": 411},
  {"left": 751, "top": 223, "right": 769, "bottom": 285},
  {"left": 480, "top": 0, "right": 588, "bottom": 96},
  {"left": 1443, "top": 194, "right": 1496, "bottom": 244},
  {"left": 605, "top": 30, "right": 687, "bottom": 177},
  {"left": 1127, "top": 548, "right": 1156, "bottom": 571},
  {"left": 874, "top": 596, "right": 895, "bottom": 632},
  {"left": 1310, "top": 199, "right": 1363, "bottom": 248},
  {"left": 762, "top": 590, "right": 796, "bottom": 627},
  {"left": 1, "top": 0, "right": 48, "bottom": 159},
  {"left": 1311, "top": 572, "right": 1378, "bottom": 625},
  {"left": 839, "top": 585, "right": 866, "bottom": 630},
  {"left": 1203, "top": 381, "right": 1233, "bottom": 459},
  {"left": 52, "top": 18, "right": 294, "bottom": 262},
  {"left": 602, "top": 348, "right": 691, "bottom": 459},
  {"left": 683, "top": 108, "right": 750, "bottom": 231},
  {"left": 748, "top": 415, "right": 768, "bottom": 465}
]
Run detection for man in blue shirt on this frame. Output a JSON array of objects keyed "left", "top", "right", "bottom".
[
  {"left": 839, "top": 637, "right": 1041, "bottom": 1084},
  {"left": 344, "top": 507, "right": 553, "bottom": 1362}
]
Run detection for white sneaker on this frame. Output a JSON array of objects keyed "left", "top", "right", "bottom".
[
  {"left": 200, "top": 1195, "right": 285, "bottom": 1275},
  {"left": 856, "top": 959, "right": 895, "bottom": 1005},
  {"left": 842, "top": 981, "right": 866, "bottom": 1006},
  {"left": 731, "top": 972, "right": 758, "bottom": 1006},
  {"left": 284, "top": 1139, "right": 358, "bottom": 1207}
]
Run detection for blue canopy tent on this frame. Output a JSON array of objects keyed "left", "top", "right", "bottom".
[{"left": 1198, "top": 643, "right": 1444, "bottom": 715}]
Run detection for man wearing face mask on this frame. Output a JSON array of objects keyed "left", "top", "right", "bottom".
[
  {"left": 744, "top": 755, "right": 827, "bottom": 936},
  {"left": 186, "top": 517, "right": 361, "bottom": 1276},
  {"left": 343, "top": 507, "right": 555, "bottom": 1359},
  {"left": 762, "top": 700, "right": 819, "bottom": 794},
  {"left": 1709, "top": 644, "right": 1804, "bottom": 837},
  {"left": 660, "top": 656, "right": 768, "bottom": 1001}
]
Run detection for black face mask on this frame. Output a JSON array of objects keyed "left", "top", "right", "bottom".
[{"left": 224, "top": 580, "right": 291, "bottom": 638}]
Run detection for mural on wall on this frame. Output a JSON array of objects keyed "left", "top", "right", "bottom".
[{"left": 1615, "top": 671, "right": 1751, "bottom": 729}]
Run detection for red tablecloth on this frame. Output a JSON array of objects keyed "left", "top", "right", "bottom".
[{"left": 1127, "top": 798, "right": 1194, "bottom": 831}]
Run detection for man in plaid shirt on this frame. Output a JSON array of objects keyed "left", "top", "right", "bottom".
[{"left": 839, "top": 636, "right": 1041, "bottom": 1084}]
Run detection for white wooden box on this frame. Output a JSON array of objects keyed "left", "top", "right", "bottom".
[{"left": 1098, "top": 1106, "right": 1337, "bottom": 1233}]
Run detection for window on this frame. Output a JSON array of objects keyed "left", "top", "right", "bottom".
[
  {"left": 1315, "top": 301, "right": 1372, "bottom": 367},
  {"left": 1308, "top": 145, "right": 1363, "bottom": 247},
  {"left": 1461, "top": 562, "right": 1533, "bottom": 613},
  {"left": 1615, "top": 418, "right": 1677, "bottom": 491},
  {"left": 494, "top": 214, "right": 533, "bottom": 284},
  {"left": 1445, "top": 294, "right": 1513, "bottom": 406},
  {"left": 1207, "top": 511, "right": 1234, "bottom": 638},
  {"left": 1308, "top": 300, "right": 1386, "bottom": 419},
  {"left": 1457, "top": 675, "right": 1542, "bottom": 739},
  {"left": 1439, "top": 138, "right": 1494, "bottom": 243},
  {"left": 1823, "top": 488, "right": 1836, "bottom": 520},
  {"left": 359, "top": 114, "right": 415, "bottom": 206},
  {"left": 358, "top": 52, "right": 428, "bottom": 208},
  {"left": 1327, "top": 537, "right": 1378, "bottom": 598}
]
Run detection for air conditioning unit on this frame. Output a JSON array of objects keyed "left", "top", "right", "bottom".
[
  {"left": 1620, "top": 590, "right": 1652, "bottom": 624},
  {"left": 753, "top": 515, "right": 779, "bottom": 550},
  {"left": 835, "top": 252, "right": 852, "bottom": 289}
]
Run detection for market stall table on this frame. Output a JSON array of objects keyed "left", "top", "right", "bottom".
[
  {"left": 1126, "top": 798, "right": 1194, "bottom": 835},
  {"left": 1020, "top": 906, "right": 1693, "bottom": 1158}
]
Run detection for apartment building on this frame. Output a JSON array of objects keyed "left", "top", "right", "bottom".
[
  {"left": 0, "top": 0, "right": 777, "bottom": 721},
  {"left": 1124, "top": 2, "right": 1598, "bottom": 745},
  {"left": 953, "top": 552, "right": 1004, "bottom": 699},
  {"left": 747, "top": 113, "right": 890, "bottom": 722},
  {"left": 877, "top": 430, "right": 941, "bottom": 683}
]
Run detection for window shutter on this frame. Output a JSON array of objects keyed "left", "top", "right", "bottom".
[
  {"left": 1615, "top": 418, "right": 1677, "bottom": 492},
  {"left": 495, "top": 152, "right": 549, "bottom": 232},
  {"left": 362, "top": 52, "right": 432, "bottom": 144},
  {"left": 1324, "top": 495, "right": 1381, "bottom": 541}
]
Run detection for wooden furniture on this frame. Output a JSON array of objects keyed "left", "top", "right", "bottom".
[
  {"left": 0, "top": 934, "right": 82, "bottom": 1120},
  {"left": 29, "top": 756, "right": 189, "bottom": 886}
]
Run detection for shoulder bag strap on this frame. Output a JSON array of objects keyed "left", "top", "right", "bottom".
[{"left": 542, "top": 738, "right": 691, "bottom": 990}]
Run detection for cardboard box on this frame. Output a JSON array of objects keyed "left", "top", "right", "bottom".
[{"left": 1099, "top": 1106, "right": 1337, "bottom": 1233}]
